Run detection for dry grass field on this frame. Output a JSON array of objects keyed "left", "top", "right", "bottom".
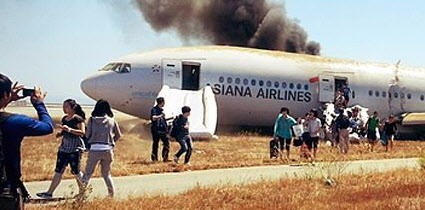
[
  {"left": 28, "top": 169, "right": 425, "bottom": 210},
  {"left": 21, "top": 128, "right": 425, "bottom": 182},
  {"left": 9, "top": 105, "right": 425, "bottom": 181}
]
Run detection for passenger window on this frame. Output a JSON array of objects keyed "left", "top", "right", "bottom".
[
  {"left": 394, "top": 92, "right": 399, "bottom": 98},
  {"left": 259, "top": 80, "right": 264, "bottom": 87},
  {"left": 382, "top": 91, "right": 386, "bottom": 98},
  {"left": 421, "top": 95, "right": 425, "bottom": 101},
  {"left": 375, "top": 91, "right": 379, "bottom": 97},
  {"left": 274, "top": 81, "right": 279, "bottom": 88},
  {"left": 243, "top": 79, "right": 249, "bottom": 85},
  {"left": 368, "top": 90, "right": 373, "bottom": 96},
  {"left": 388, "top": 92, "right": 392, "bottom": 98},
  {"left": 400, "top": 92, "right": 405, "bottom": 99},
  {"left": 227, "top": 77, "right": 233, "bottom": 84},
  {"left": 251, "top": 79, "right": 256, "bottom": 86},
  {"left": 282, "top": 82, "right": 287, "bottom": 88},
  {"left": 266, "top": 81, "right": 272, "bottom": 87},
  {"left": 289, "top": 83, "right": 294, "bottom": 89},
  {"left": 304, "top": 84, "right": 309, "bottom": 90},
  {"left": 297, "top": 83, "right": 302, "bottom": 90},
  {"left": 407, "top": 93, "right": 412, "bottom": 99},
  {"left": 219, "top": 76, "right": 224, "bottom": 83},
  {"left": 235, "top": 78, "right": 241, "bottom": 85}
]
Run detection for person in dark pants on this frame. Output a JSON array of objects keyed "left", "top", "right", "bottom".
[
  {"left": 0, "top": 73, "right": 54, "bottom": 208},
  {"left": 173, "top": 106, "right": 192, "bottom": 165},
  {"left": 150, "top": 97, "right": 170, "bottom": 162}
]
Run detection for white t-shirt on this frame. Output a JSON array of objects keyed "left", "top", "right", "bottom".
[{"left": 308, "top": 118, "right": 322, "bottom": 137}]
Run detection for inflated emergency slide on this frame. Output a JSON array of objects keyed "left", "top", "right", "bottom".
[{"left": 157, "top": 85, "right": 217, "bottom": 139}]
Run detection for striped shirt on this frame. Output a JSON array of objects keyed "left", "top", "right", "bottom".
[{"left": 59, "top": 115, "right": 85, "bottom": 153}]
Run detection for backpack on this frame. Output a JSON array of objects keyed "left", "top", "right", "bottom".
[
  {"left": 169, "top": 116, "right": 180, "bottom": 138},
  {"left": 0, "top": 112, "right": 23, "bottom": 210}
]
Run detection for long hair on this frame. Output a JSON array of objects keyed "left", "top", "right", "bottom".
[
  {"left": 64, "top": 99, "right": 86, "bottom": 120},
  {"left": 91, "top": 99, "right": 113, "bottom": 117}
]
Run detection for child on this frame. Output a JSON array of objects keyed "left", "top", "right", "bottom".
[{"left": 36, "top": 99, "right": 86, "bottom": 198}]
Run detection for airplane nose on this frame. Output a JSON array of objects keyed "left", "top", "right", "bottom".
[{"left": 80, "top": 76, "right": 98, "bottom": 99}]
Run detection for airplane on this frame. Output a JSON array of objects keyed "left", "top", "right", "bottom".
[{"left": 80, "top": 45, "right": 425, "bottom": 139}]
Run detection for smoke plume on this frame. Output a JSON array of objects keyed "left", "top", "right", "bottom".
[{"left": 134, "top": 0, "right": 320, "bottom": 55}]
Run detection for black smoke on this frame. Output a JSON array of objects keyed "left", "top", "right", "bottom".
[{"left": 134, "top": 0, "right": 320, "bottom": 55}]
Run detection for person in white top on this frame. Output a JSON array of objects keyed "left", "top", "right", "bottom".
[{"left": 307, "top": 109, "right": 322, "bottom": 159}]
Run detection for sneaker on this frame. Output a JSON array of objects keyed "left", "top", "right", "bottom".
[
  {"left": 173, "top": 156, "right": 179, "bottom": 164},
  {"left": 36, "top": 192, "right": 52, "bottom": 199},
  {"left": 184, "top": 162, "right": 191, "bottom": 166}
]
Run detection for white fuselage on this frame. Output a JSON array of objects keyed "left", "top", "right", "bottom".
[{"left": 81, "top": 46, "right": 425, "bottom": 127}]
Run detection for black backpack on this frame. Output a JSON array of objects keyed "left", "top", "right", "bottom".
[
  {"left": 0, "top": 112, "right": 23, "bottom": 210},
  {"left": 169, "top": 116, "right": 180, "bottom": 138}
]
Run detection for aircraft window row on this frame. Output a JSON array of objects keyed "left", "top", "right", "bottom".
[
  {"left": 368, "top": 90, "right": 417, "bottom": 100},
  {"left": 218, "top": 76, "right": 309, "bottom": 90},
  {"left": 100, "top": 62, "right": 131, "bottom": 73}
]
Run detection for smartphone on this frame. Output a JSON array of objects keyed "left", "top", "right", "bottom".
[{"left": 22, "top": 88, "right": 35, "bottom": 97}]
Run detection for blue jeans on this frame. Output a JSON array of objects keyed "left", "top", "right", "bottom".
[{"left": 175, "top": 135, "right": 193, "bottom": 164}]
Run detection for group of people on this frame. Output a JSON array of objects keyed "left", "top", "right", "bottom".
[
  {"left": 272, "top": 104, "right": 398, "bottom": 163},
  {"left": 272, "top": 107, "right": 321, "bottom": 162},
  {"left": 0, "top": 73, "right": 122, "bottom": 209},
  {"left": 150, "top": 97, "right": 193, "bottom": 165}
]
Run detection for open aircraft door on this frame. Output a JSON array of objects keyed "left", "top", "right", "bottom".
[
  {"left": 319, "top": 75, "right": 335, "bottom": 102},
  {"left": 162, "top": 59, "right": 182, "bottom": 89}
]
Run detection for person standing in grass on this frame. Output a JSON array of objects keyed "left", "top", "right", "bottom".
[
  {"left": 382, "top": 114, "right": 397, "bottom": 152},
  {"left": 0, "top": 73, "right": 54, "bottom": 207},
  {"left": 365, "top": 111, "right": 380, "bottom": 152},
  {"left": 307, "top": 109, "right": 322, "bottom": 159},
  {"left": 173, "top": 106, "right": 193, "bottom": 165},
  {"left": 273, "top": 107, "right": 297, "bottom": 161},
  {"left": 37, "top": 99, "right": 86, "bottom": 199},
  {"left": 82, "top": 99, "right": 122, "bottom": 197},
  {"left": 150, "top": 97, "right": 170, "bottom": 162}
]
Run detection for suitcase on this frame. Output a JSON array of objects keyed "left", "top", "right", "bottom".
[{"left": 269, "top": 138, "right": 279, "bottom": 158}]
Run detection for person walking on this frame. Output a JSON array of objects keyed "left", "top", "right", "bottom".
[
  {"left": 365, "top": 111, "right": 380, "bottom": 152},
  {"left": 37, "top": 99, "right": 86, "bottom": 199},
  {"left": 382, "top": 115, "right": 397, "bottom": 152},
  {"left": 307, "top": 109, "right": 322, "bottom": 159},
  {"left": 172, "top": 106, "right": 193, "bottom": 165},
  {"left": 82, "top": 99, "right": 122, "bottom": 197},
  {"left": 273, "top": 107, "right": 297, "bottom": 161},
  {"left": 150, "top": 97, "right": 170, "bottom": 162}
]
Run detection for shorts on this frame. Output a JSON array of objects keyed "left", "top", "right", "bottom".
[
  {"left": 367, "top": 130, "right": 377, "bottom": 141},
  {"left": 55, "top": 151, "right": 81, "bottom": 175},
  {"left": 306, "top": 136, "right": 319, "bottom": 150}
]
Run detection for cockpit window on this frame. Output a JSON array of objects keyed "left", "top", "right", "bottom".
[{"left": 100, "top": 63, "right": 131, "bottom": 73}]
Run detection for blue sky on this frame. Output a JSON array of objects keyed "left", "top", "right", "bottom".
[{"left": 1, "top": 0, "right": 424, "bottom": 104}]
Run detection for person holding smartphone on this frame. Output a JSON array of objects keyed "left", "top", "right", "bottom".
[{"left": 0, "top": 73, "right": 54, "bottom": 208}]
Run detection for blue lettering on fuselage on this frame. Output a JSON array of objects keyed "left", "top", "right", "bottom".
[{"left": 212, "top": 84, "right": 311, "bottom": 103}]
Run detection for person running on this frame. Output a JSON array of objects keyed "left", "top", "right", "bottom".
[
  {"left": 307, "top": 109, "right": 322, "bottom": 159},
  {"left": 0, "top": 74, "right": 54, "bottom": 208},
  {"left": 37, "top": 99, "right": 86, "bottom": 199},
  {"left": 365, "top": 111, "right": 380, "bottom": 152},
  {"left": 82, "top": 99, "right": 122, "bottom": 197},
  {"left": 150, "top": 97, "right": 170, "bottom": 162},
  {"left": 173, "top": 106, "right": 193, "bottom": 165},
  {"left": 382, "top": 115, "right": 397, "bottom": 152},
  {"left": 273, "top": 107, "right": 297, "bottom": 161}
]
